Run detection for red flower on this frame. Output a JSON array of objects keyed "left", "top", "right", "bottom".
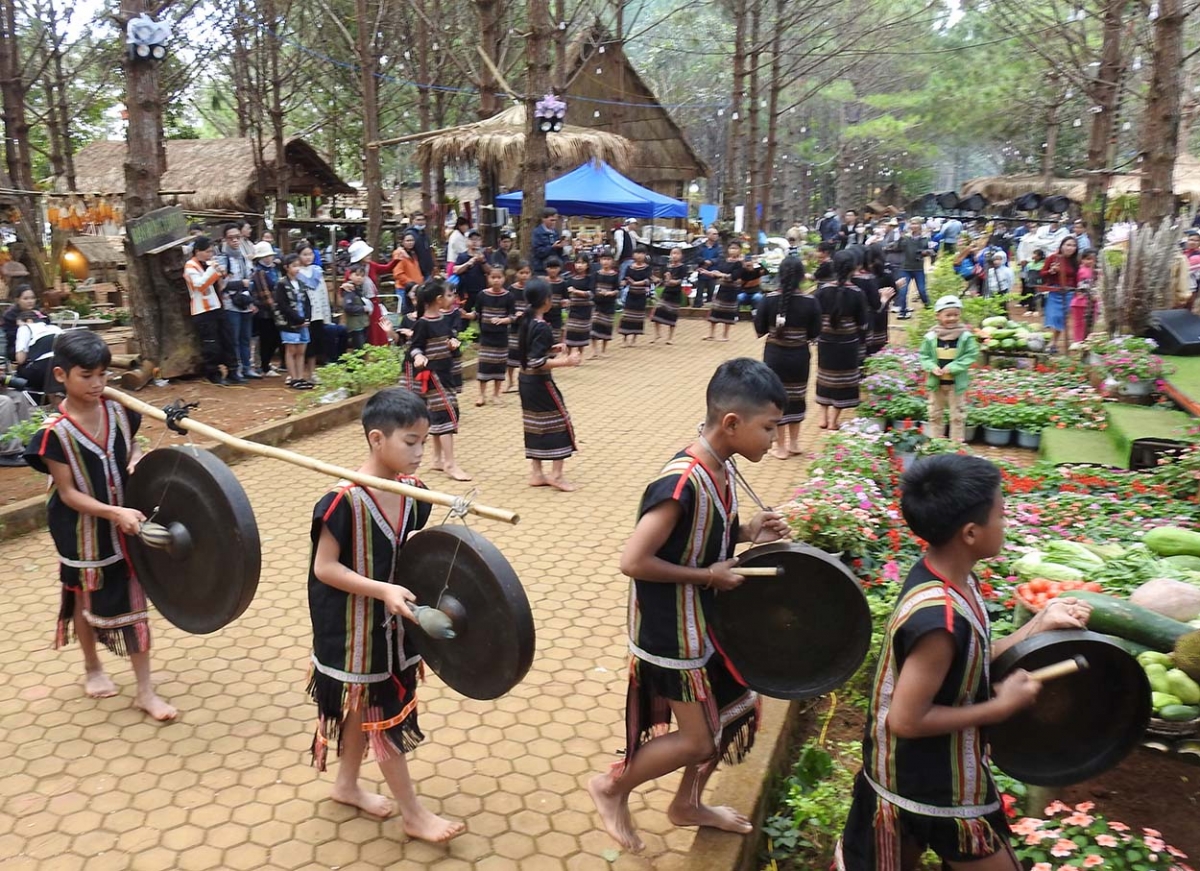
[{"left": 1001, "top": 793, "right": 1018, "bottom": 818}]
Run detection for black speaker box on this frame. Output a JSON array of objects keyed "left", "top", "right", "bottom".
[{"left": 1147, "top": 308, "right": 1200, "bottom": 355}]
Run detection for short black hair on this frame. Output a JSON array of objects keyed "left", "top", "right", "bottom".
[
  {"left": 282, "top": 253, "right": 300, "bottom": 269},
  {"left": 817, "top": 241, "right": 837, "bottom": 255},
  {"left": 362, "top": 387, "right": 429, "bottom": 441},
  {"left": 223, "top": 223, "right": 241, "bottom": 237},
  {"left": 467, "top": 229, "right": 481, "bottom": 238},
  {"left": 193, "top": 235, "right": 214, "bottom": 253},
  {"left": 456, "top": 217, "right": 471, "bottom": 229},
  {"left": 53, "top": 329, "right": 111, "bottom": 373},
  {"left": 900, "top": 454, "right": 1002, "bottom": 546},
  {"left": 544, "top": 255, "right": 562, "bottom": 270},
  {"left": 188, "top": 223, "right": 205, "bottom": 233},
  {"left": 704, "top": 358, "right": 786, "bottom": 424},
  {"left": 542, "top": 207, "right": 558, "bottom": 219}
]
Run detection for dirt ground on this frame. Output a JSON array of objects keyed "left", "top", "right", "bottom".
[{"left": 1, "top": 376, "right": 302, "bottom": 506}]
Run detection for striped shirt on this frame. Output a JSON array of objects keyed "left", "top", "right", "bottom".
[
  {"left": 184, "top": 258, "right": 223, "bottom": 315},
  {"left": 628, "top": 449, "right": 739, "bottom": 668},
  {"left": 862, "top": 559, "right": 996, "bottom": 815}
]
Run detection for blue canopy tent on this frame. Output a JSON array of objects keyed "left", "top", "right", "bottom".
[{"left": 495, "top": 161, "right": 688, "bottom": 219}]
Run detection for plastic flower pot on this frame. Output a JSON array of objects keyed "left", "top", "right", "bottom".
[
  {"left": 963, "top": 425, "right": 979, "bottom": 442},
  {"left": 1116, "top": 379, "right": 1153, "bottom": 397},
  {"left": 1016, "top": 429, "right": 1042, "bottom": 450},
  {"left": 983, "top": 426, "right": 1014, "bottom": 446},
  {"left": 898, "top": 451, "right": 917, "bottom": 471}
]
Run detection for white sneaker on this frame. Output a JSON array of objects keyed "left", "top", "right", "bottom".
[{"left": 264, "top": 368, "right": 282, "bottom": 377}]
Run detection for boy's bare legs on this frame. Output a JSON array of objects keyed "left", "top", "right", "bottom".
[
  {"left": 787, "top": 422, "right": 804, "bottom": 454},
  {"left": 429, "top": 435, "right": 444, "bottom": 471},
  {"left": 476, "top": 380, "right": 488, "bottom": 407},
  {"left": 547, "top": 458, "right": 576, "bottom": 492},
  {"left": 589, "top": 700, "right": 745, "bottom": 853},
  {"left": 666, "top": 326, "right": 675, "bottom": 345},
  {"left": 529, "top": 459, "right": 548, "bottom": 487},
  {"left": 378, "top": 750, "right": 465, "bottom": 842},
  {"left": 75, "top": 596, "right": 116, "bottom": 698},
  {"left": 667, "top": 762, "right": 751, "bottom": 833},
  {"left": 130, "top": 651, "right": 177, "bottom": 721},
  {"left": 331, "top": 708, "right": 395, "bottom": 817}
]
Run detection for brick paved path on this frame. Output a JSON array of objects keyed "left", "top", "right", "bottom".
[{"left": 0, "top": 321, "right": 824, "bottom": 871}]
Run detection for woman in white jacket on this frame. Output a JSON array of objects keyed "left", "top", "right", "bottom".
[{"left": 982, "top": 250, "right": 1014, "bottom": 298}]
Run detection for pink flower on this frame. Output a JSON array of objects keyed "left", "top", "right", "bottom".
[
  {"left": 1065, "top": 812, "right": 1095, "bottom": 826},
  {"left": 1148, "top": 837, "right": 1168, "bottom": 853},
  {"left": 1096, "top": 835, "right": 1119, "bottom": 847},
  {"left": 1075, "top": 801, "right": 1096, "bottom": 812},
  {"left": 1083, "top": 857, "right": 1105, "bottom": 868},
  {"left": 1032, "top": 864, "right": 1053, "bottom": 871},
  {"left": 1060, "top": 866, "right": 1081, "bottom": 871},
  {"left": 1168, "top": 847, "right": 1189, "bottom": 859},
  {"left": 1027, "top": 832, "right": 1052, "bottom": 845},
  {"left": 1053, "top": 838, "right": 1080, "bottom": 857},
  {"left": 1046, "top": 800, "right": 1071, "bottom": 815},
  {"left": 1110, "top": 822, "right": 1131, "bottom": 832},
  {"left": 1012, "top": 818, "right": 1044, "bottom": 836},
  {"left": 1146, "top": 828, "right": 1163, "bottom": 838},
  {"left": 883, "top": 560, "right": 900, "bottom": 582}
]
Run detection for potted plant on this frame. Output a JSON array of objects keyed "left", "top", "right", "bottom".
[
  {"left": 884, "top": 426, "right": 929, "bottom": 470},
  {"left": 881, "top": 394, "right": 927, "bottom": 428},
  {"left": 978, "top": 404, "right": 1018, "bottom": 446},
  {"left": 964, "top": 406, "right": 987, "bottom": 442},
  {"left": 1100, "top": 344, "right": 1173, "bottom": 399},
  {"left": 857, "top": 396, "right": 889, "bottom": 431},
  {"left": 1012, "top": 404, "right": 1049, "bottom": 450}
]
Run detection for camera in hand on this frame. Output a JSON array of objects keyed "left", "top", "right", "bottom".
[{"left": 1, "top": 374, "right": 29, "bottom": 390}]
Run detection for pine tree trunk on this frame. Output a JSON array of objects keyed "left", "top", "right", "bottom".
[
  {"left": 416, "top": 0, "right": 434, "bottom": 219},
  {"left": 757, "top": 0, "right": 784, "bottom": 238},
  {"left": 355, "top": 0, "right": 383, "bottom": 249},
  {"left": 476, "top": 0, "right": 502, "bottom": 245},
  {"left": 745, "top": 0, "right": 762, "bottom": 235},
  {"left": 519, "top": 0, "right": 552, "bottom": 263},
  {"left": 1041, "top": 101, "right": 1060, "bottom": 178},
  {"left": 1138, "top": 0, "right": 1184, "bottom": 226},
  {"left": 267, "top": 0, "right": 290, "bottom": 223},
  {"left": 1083, "top": 0, "right": 1125, "bottom": 237},
  {"left": 120, "top": 0, "right": 199, "bottom": 376},
  {"left": 721, "top": 0, "right": 747, "bottom": 219}
]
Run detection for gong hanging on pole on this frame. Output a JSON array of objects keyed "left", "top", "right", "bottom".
[{"left": 125, "top": 446, "right": 261, "bottom": 635}]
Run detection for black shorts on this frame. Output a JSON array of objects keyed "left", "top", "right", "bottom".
[{"left": 837, "top": 772, "right": 1012, "bottom": 870}]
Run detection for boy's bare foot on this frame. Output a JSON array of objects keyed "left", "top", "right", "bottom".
[
  {"left": 444, "top": 465, "right": 472, "bottom": 482},
  {"left": 769, "top": 447, "right": 790, "bottom": 460},
  {"left": 666, "top": 340, "right": 674, "bottom": 345},
  {"left": 84, "top": 670, "right": 118, "bottom": 699},
  {"left": 667, "top": 802, "right": 753, "bottom": 834},
  {"left": 504, "top": 384, "right": 519, "bottom": 394},
  {"left": 402, "top": 807, "right": 465, "bottom": 843},
  {"left": 702, "top": 335, "right": 714, "bottom": 341},
  {"left": 429, "top": 462, "right": 445, "bottom": 472},
  {"left": 587, "top": 773, "right": 644, "bottom": 853},
  {"left": 331, "top": 784, "right": 395, "bottom": 818},
  {"left": 547, "top": 476, "right": 577, "bottom": 492},
  {"left": 475, "top": 399, "right": 486, "bottom": 407},
  {"left": 787, "top": 446, "right": 805, "bottom": 455},
  {"left": 134, "top": 689, "right": 178, "bottom": 721},
  {"left": 529, "top": 475, "right": 549, "bottom": 487}
]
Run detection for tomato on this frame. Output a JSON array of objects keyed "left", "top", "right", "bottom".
[
  {"left": 1030, "top": 579, "right": 1050, "bottom": 594},
  {"left": 1083, "top": 582, "right": 1102, "bottom": 592}
]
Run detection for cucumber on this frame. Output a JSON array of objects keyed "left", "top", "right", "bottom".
[
  {"left": 1144, "top": 527, "right": 1200, "bottom": 559},
  {"left": 1164, "top": 555, "right": 1200, "bottom": 572},
  {"left": 1158, "top": 704, "right": 1200, "bottom": 722},
  {"left": 1071, "top": 591, "right": 1195, "bottom": 652},
  {"left": 1113, "top": 636, "right": 1156, "bottom": 658}
]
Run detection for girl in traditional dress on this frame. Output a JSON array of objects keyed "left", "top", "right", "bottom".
[
  {"left": 814, "top": 251, "right": 870, "bottom": 430},
  {"left": 848, "top": 245, "right": 881, "bottom": 364},
  {"left": 505, "top": 261, "right": 532, "bottom": 393},
  {"left": 591, "top": 252, "right": 620, "bottom": 358},
  {"left": 864, "top": 244, "right": 898, "bottom": 356},
  {"left": 518, "top": 279, "right": 582, "bottom": 491},
  {"left": 564, "top": 254, "right": 594, "bottom": 358},
  {"left": 754, "top": 255, "right": 823, "bottom": 458},
  {"left": 544, "top": 257, "right": 567, "bottom": 344},
  {"left": 651, "top": 247, "right": 686, "bottom": 344},
  {"left": 620, "top": 248, "right": 652, "bottom": 346},
  {"left": 474, "top": 265, "right": 515, "bottom": 406},
  {"left": 1040, "top": 236, "right": 1078, "bottom": 354},
  {"left": 704, "top": 241, "right": 744, "bottom": 342},
  {"left": 405, "top": 280, "right": 471, "bottom": 481}
]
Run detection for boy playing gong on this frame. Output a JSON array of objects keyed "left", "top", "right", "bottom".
[
  {"left": 588, "top": 358, "right": 791, "bottom": 852},
  {"left": 306, "top": 387, "right": 464, "bottom": 843},
  {"left": 24, "top": 330, "right": 175, "bottom": 720}
]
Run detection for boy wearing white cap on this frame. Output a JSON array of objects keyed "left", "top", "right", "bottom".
[{"left": 918, "top": 296, "right": 979, "bottom": 442}]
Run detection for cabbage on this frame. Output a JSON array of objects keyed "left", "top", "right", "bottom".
[
  {"left": 1044, "top": 541, "right": 1106, "bottom": 572},
  {"left": 1012, "top": 550, "right": 1086, "bottom": 581}
]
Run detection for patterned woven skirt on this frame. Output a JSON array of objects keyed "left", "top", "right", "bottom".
[
  {"left": 591, "top": 307, "right": 615, "bottom": 340},
  {"left": 708, "top": 285, "right": 739, "bottom": 324},
  {"left": 815, "top": 326, "right": 863, "bottom": 409},
  {"left": 565, "top": 304, "right": 593, "bottom": 347},
  {"left": 652, "top": 291, "right": 680, "bottom": 326},
  {"left": 764, "top": 343, "right": 811, "bottom": 424},
  {"left": 507, "top": 327, "right": 522, "bottom": 369},
  {"left": 620, "top": 291, "right": 648, "bottom": 335},
  {"left": 867, "top": 309, "right": 889, "bottom": 356},
  {"left": 405, "top": 366, "right": 460, "bottom": 434},
  {"left": 476, "top": 335, "right": 508, "bottom": 381},
  {"left": 519, "top": 372, "right": 577, "bottom": 460},
  {"left": 56, "top": 562, "right": 151, "bottom": 657}
]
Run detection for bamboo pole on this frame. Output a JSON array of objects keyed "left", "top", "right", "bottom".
[{"left": 104, "top": 387, "right": 520, "bottom": 525}]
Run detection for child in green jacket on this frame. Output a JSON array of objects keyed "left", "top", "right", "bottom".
[{"left": 919, "top": 296, "right": 979, "bottom": 442}]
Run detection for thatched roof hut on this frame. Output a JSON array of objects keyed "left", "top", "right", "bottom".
[
  {"left": 415, "top": 105, "right": 636, "bottom": 185},
  {"left": 962, "top": 156, "right": 1200, "bottom": 205},
  {"left": 59, "top": 137, "right": 354, "bottom": 214},
  {"left": 562, "top": 24, "right": 709, "bottom": 197}
]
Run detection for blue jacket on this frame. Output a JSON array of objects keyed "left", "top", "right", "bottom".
[{"left": 531, "top": 223, "right": 560, "bottom": 273}]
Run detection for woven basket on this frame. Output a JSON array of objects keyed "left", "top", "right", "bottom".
[{"left": 1146, "top": 717, "right": 1200, "bottom": 739}]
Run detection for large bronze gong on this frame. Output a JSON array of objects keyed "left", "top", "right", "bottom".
[
  {"left": 711, "top": 543, "right": 873, "bottom": 700},
  {"left": 989, "top": 630, "right": 1150, "bottom": 787},
  {"left": 396, "top": 525, "right": 535, "bottom": 701},
  {"left": 125, "top": 446, "right": 261, "bottom": 634}
]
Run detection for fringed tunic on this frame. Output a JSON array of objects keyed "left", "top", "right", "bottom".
[
  {"left": 564, "top": 274, "right": 594, "bottom": 348},
  {"left": 307, "top": 481, "right": 432, "bottom": 771},
  {"left": 547, "top": 277, "right": 567, "bottom": 344},
  {"left": 652, "top": 264, "right": 686, "bottom": 326},
  {"left": 754, "top": 291, "right": 823, "bottom": 424},
  {"left": 814, "top": 282, "right": 869, "bottom": 409},
  {"left": 837, "top": 559, "right": 1010, "bottom": 870},
  {"left": 507, "top": 284, "right": 527, "bottom": 369},
  {"left": 25, "top": 401, "right": 151, "bottom": 657},
  {"left": 475, "top": 288, "right": 515, "bottom": 382},
  {"left": 518, "top": 319, "right": 577, "bottom": 461},
  {"left": 624, "top": 449, "right": 759, "bottom": 773},
  {"left": 707, "top": 260, "right": 743, "bottom": 325},
  {"left": 404, "top": 314, "right": 459, "bottom": 435},
  {"left": 591, "top": 271, "right": 620, "bottom": 340}
]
